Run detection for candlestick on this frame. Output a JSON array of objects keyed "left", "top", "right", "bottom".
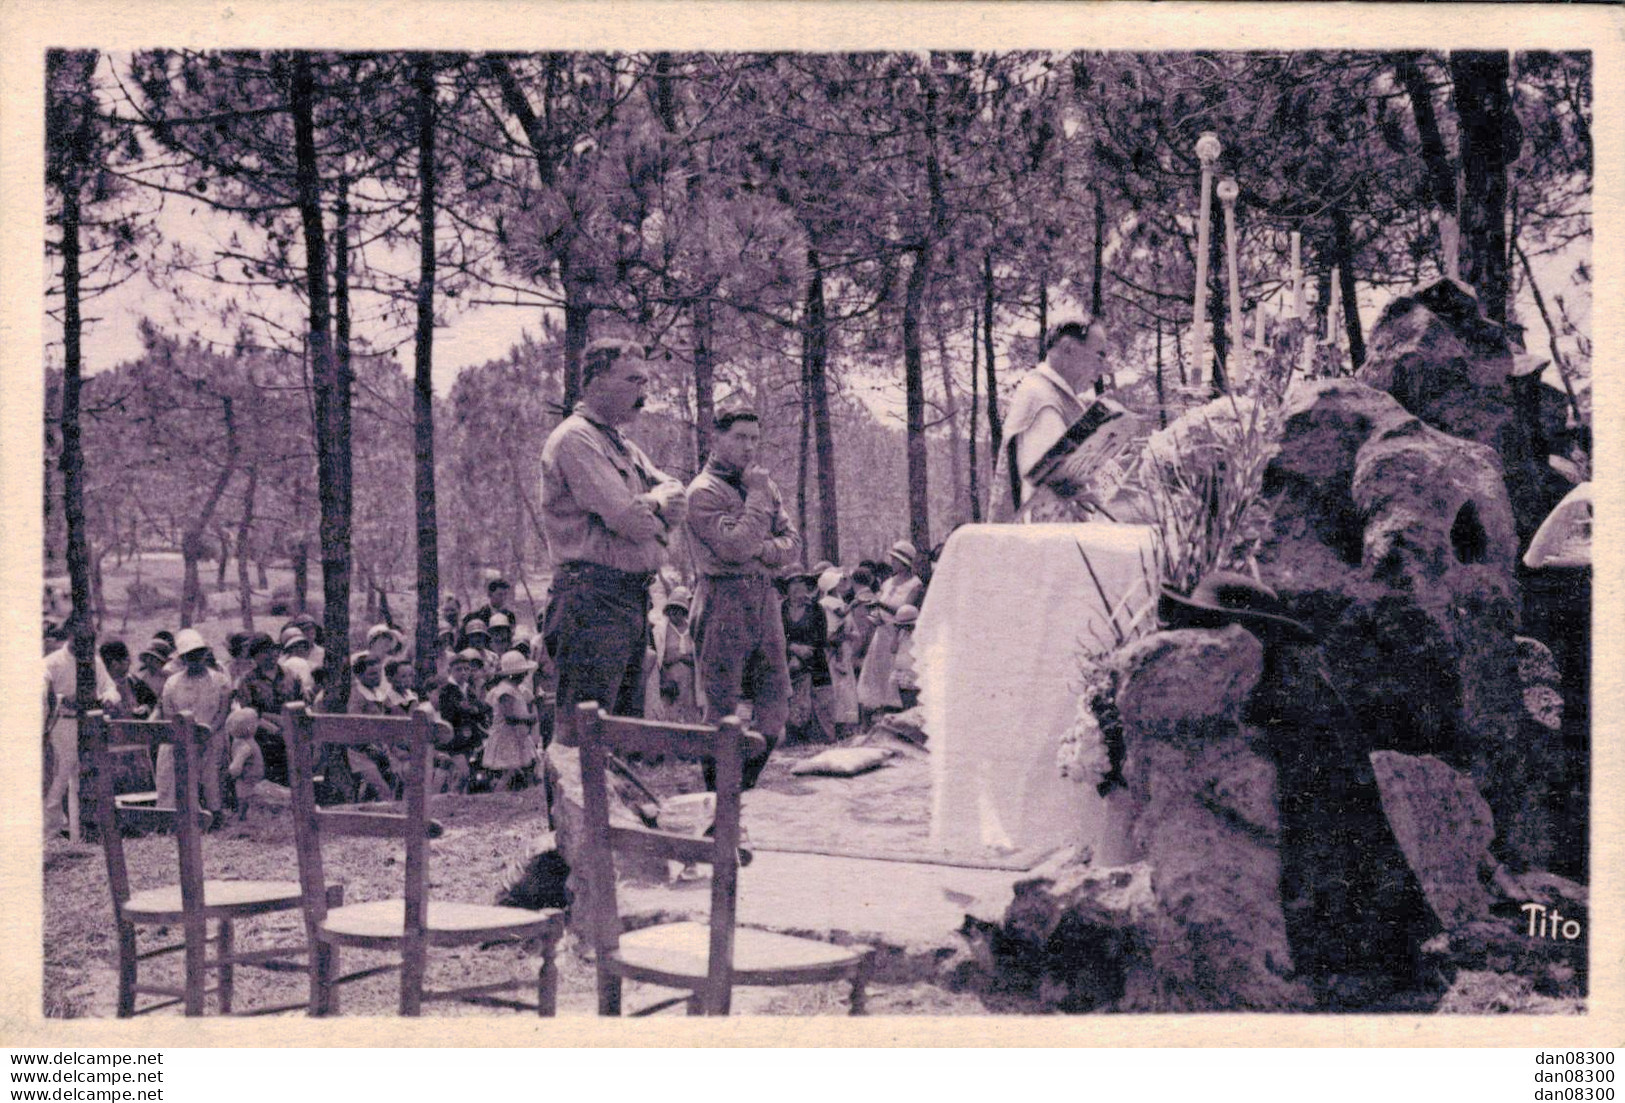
[{"left": 1191, "top": 132, "right": 1221, "bottom": 387}]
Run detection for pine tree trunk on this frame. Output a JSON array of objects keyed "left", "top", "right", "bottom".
[
  {"left": 982, "top": 251, "right": 1002, "bottom": 464},
  {"left": 561, "top": 267, "right": 590, "bottom": 413},
  {"left": 236, "top": 464, "right": 258, "bottom": 630},
  {"left": 903, "top": 246, "right": 932, "bottom": 554},
  {"left": 935, "top": 307, "right": 963, "bottom": 525},
  {"left": 1450, "top": 51, "right": 1520, "bottom": 324},
  {"left": 1332, "top": 209, "right": 1366, "bottom": 368},
  {"left": 1091, "top": 189, "right": 1106, "bottom": 317},
  {"left": 1392, "top": 53, "right": 1459, "bottom": 215},
  {"left": 805, "top": 250, "right": 839, "bottom": 563},
  {"left": 1207, "top": 197, "right": 1229, "bottom": 395},
  {"left": 796, "top": 340, "right": 811, "bottom": 557},
  {"left": 1155, "top": 316, "right": 1168, "bottom": 429},
  {"left": 180, "top": 398, "right": 239, "bottom": 627},
  {"left": 412, "top": 56, "right": 442, "bottom": 692},
  {"left": 51, "top": 50, "right": 99, "bottom": 721},
  {"left": 290, "top": 53, "right": 350, "bottom": 693},
  {"left": 692, "top": 296, "right": 715, "bottom": 466},
  {"left": 968, "top": 307, "right": 982, "bottom": 523},
  {"left": 292, "top": 540, "right": 309, "bottom": 614}
]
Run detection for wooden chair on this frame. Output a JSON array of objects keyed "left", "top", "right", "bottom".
[
  {"left": 576, "top": 702, "right": 873, "bottom": 1016},
  {"left": 283, "top": 701, "right": 565, "bottom": 1016},
  {"left": 85, "top": 710, "right": 336, "bottom": 1017}
]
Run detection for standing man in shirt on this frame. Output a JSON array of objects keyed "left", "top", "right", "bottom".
[
  {"left": 42, "top": 625, "right": 120, "bottom": 838},
  {"left": 685, "top": 409, "right": 800, "bottom": 791},
  {"left": 539, "top": 337, "right": 686, "bottom": 886},
  {"left": 157, "top": 629, "right": 232, "bottom": 816}
]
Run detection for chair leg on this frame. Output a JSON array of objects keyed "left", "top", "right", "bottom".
[
  {"left": 848, "top": 960, "right": 870, "bottom": 1016},
  {"left": 216, "top": 920, "right": 235, "bottom": 1014},
  {"left": 399, "top": 938, "right": 427, "bottom": 1017},
  {"left": 596, "top": 970, "right": 622, "bottom": 1016},
  {"left": 537, "top": 942, "right": 558, "bottom": 1017},
  {"left": 116, "top": 924, "right": 138, "bottom": 1019},
  {"left": 183, "top": 917, "right": 208, "bottom": 1017},
  {"left": 309, "top": 941, "right": 337, "bottom": 1017}
]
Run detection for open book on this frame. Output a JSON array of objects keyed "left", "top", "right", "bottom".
[{"left": 1027, "top": 396, "right": 1142, "bottom": 504}]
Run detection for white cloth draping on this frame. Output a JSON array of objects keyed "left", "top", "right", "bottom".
[{"left": 915, "top": 523, "right": 1158, "bottom": 861}]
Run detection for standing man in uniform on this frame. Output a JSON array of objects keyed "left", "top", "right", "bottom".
[
  {"left": 539, "top": 337, "right": 686, "bottom": 879},
  {"left": 685, "top": 409, "right": 799, "bottom": 790}
]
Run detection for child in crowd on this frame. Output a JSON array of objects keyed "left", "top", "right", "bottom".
[
  {"left": 483, "top": 650, "right": 538, "bottom": 790},
  {"left": 436, "top": 649, "right": 489, "bottom": 793}
]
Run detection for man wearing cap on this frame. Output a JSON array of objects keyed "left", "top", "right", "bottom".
[
  {"left": 992, "top": 314, "right": 1114, "bottom": 521},
  {"left": 857, "top": 541, "right": 925, "bottom": 720},
  {"left": 135, "top": 638, "right": 175, "bottom": 701},
  {"left": 685, "top": 409, "right": 799, "bottom": 789},
  {"left": 157, "top": 630, "right": 232, "bottom": 815},
  {"left": 539, "top": 336, "right": 686, "bottom": 890}
]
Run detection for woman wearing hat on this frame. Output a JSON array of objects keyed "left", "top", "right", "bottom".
[
  {"left": 857, "top": 541, "right": 924, "bottom": 721},
  {"left": 781, "top": 571, "right": 832, "bottom": 741},
  {"left": 645, "top": 587, "right": 701, "bottom": 724},
  {"left": 484, "top": 650, "right": 540, "bottom": 790},
  {"left": 818, "top": 569, "right": 861, "bottom": 735},
  {"left": 277, "top": 626, "right": 318, "bottom": 699}
]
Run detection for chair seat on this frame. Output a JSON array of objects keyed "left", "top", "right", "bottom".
[
  {"left": 319, "top": 899, "right": 563, "bottom": 949},
  {"left": 611, "top": 921, "right": 868, "bottom": 985},
  {"left": 124, "top": 879, "right": 307, "bottom": 921}
]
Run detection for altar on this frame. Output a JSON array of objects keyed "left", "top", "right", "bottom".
[{"left": 914, "top": 523, "right": 1159, "bottom": 864}]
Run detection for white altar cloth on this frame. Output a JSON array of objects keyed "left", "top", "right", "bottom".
[{"left": 916, "top": 523, "right": 1158, "bottom": 862}]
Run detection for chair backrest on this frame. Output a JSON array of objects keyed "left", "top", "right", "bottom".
[
  {"left": 282, "top": 702, "right": 445, "bottom": 936},
  {"left": 574, "top": 702, "right": 765, "bottom": 1014},
  {"left": 85, "top": 711, "right": 211, "bottom": 921}
]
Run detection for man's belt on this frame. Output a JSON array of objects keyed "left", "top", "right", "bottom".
[
  {"left": 556, "top": 560, "right": 655, "bottom": 585},
  {"left": 702, "top": 571, "right": 774, "bottom": 583}
]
